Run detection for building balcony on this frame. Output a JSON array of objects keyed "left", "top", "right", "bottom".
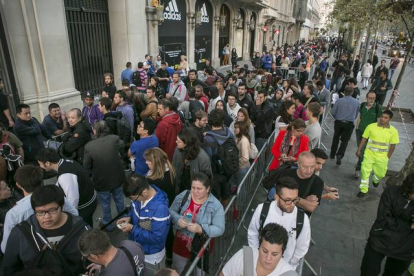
[{"left": 238, "top": 0, "right": 269, "bottom": 8}]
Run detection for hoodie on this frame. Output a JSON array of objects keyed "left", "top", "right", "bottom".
[
  {"left": 3, "top": 213, "right": 90, "bottom": 276},
  {"left": 155, "top": 111, "right": 183, "bottom": 161},
  {"left": 128, "top": 185, "right": 171, "bottom": 257},
  {"left": 202, "top": 127, "right": 235, "bottom": 157}
]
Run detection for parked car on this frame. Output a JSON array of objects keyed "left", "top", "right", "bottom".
[{"left": 389, "top": 47, "right": 404, "bottom": 57}]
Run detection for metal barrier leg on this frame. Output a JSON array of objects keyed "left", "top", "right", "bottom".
[
  {"left": 311, "top": 237, "right": 316, "bottom": 245},
  {"left": 320, "top": 142, "right": 328, "bottom": 151},
  {"left": 304, "top": 259, "right": 319, "bottom": 276}
]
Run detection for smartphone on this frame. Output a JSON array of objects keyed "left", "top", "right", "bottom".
[{"left": 185, "top": 213, "right": 193, "bottom": 224}]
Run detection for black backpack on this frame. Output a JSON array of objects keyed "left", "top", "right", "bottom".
[
  {"left": 259, "top": 201, "right": 305, "bottom": 239},
  {"left": 105, "top": 114, "right": 132, "bottom": 144},
  {"left": 262, "top": 164, "right": 294, "bottom": 190},
  {"left": 17, "top": 220, "right": 88, "bottom": 276},
  {"left": 187, "top": 100, "right": 204, "bottom": 124},
  {"left": 208, "top": 129, "right": 239, "bottom": 177},
  {"left": 132, "top": 71, "right": 142, "bottom": 87}
]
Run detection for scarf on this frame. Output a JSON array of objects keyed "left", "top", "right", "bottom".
[{"left": 280, "top": 131, "right": 301, "bottom": 159}]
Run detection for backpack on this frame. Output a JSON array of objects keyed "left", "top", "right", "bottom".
[
  {"left": 132, "top": 70, "right": 142, "bottom": 87},
  {"left": 105, "top": 114, "right": 132, "bottom": 144},
  {"left": 208, "top": 130, "right": 239, "bottom": 177},
  {"left": 360, "top": 102, "right": 381, "bottom": 118},
  {"left": 187, "top": 100, "right": 204, "bottom": 125},
  {"left": 259, "top": 201, "right": 305, "bottom": 239},
  {"left": 17, "top": 220, "right": 88, "bottom": 276},
  {"left": 262, "top": 164, "right": 293, "bottom": 190}
]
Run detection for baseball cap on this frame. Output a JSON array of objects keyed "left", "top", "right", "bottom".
[{"left": 85, "top": 91, "right": 94, "bottom": 99}]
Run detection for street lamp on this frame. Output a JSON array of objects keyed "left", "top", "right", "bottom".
[
  {"left": 156, "top": 3, "right": 164, "bottom": 24},
  {"left": 220, "top": 14, "right": 226, "bottom": 29},
  {"left": 196, "top": 10, "right": 202, "bottom": 27}
]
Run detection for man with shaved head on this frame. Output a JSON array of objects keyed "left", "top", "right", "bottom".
[{"left": 60, "top": 108, "right": 92, "bottom": 163}]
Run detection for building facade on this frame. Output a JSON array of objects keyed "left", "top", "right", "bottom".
[{"left": 0, "top": 0, "right": 320, "bottom": 119}]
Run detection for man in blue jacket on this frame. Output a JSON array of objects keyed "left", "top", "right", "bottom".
[{"left": 118, "top": 173, "right": 170, "bottom": 274}]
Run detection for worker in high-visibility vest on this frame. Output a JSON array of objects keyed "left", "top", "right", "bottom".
[{"left": 356, "top": 110, "right": 399, "bottom": 198}]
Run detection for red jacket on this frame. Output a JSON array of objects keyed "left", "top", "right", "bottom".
[
  {"left": 155, "top": 111, "right": 183, "bottom": 161},
  {"left": 269, "top": 130, "right": 309, "bottom": 171}
]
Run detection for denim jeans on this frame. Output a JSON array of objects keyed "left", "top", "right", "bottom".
[
  {"left": 329, "top": 77, "right": 342, "bottom": 92},
  {"left": 97, "top": 186, "right": 125, "bottom": 230},
  {"left": 389, "top": 68, "right": 396, "bottom": 80}
]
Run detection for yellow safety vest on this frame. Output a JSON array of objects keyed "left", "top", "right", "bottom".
[{"left": 362, "top": 123, "right": 399, "bottom": 153}]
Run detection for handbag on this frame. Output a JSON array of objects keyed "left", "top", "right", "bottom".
[
  {"left": 249, "top": 143, "right": 259, "bottom": 159},
  {"left": 190, "top": 233, "right": 209, "bottom": 273}
]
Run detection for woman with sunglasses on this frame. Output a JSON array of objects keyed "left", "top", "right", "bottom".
[
  {"left": 269, "top": 119, "right": 309, "bottom": 171},
  {"left": 169, "top": 173, "right": 225, "bottom": 274}
]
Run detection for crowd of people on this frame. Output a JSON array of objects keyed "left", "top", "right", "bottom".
[{"left": 0, "top": 36, "right": 412, "bottom": 276}]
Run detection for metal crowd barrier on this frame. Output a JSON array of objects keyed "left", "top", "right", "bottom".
[{"left": 185, "top": 130, "right": 277, "bottom": 276}]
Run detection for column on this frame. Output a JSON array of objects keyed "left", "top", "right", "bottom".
[
  {"left": 187, "top": 13, "right": 196, "bottom": 69},
  {"left": 212, "top": 16, "right": 221, "bottom": 68},
  {"left": 242, "top": 11, "right": 251, "bottom": 61},
  {"left": 108, "top": 0, "right": 148, "bottom": 88},
  {"left": 1, "top": 0, "right": 81, "bottom": 119}
]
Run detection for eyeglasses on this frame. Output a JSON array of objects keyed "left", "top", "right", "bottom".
[
  {"left": 81, "top": 253, "right": 90, "bottom": 261},
  {"left": 277, "top": 194, "right": 299, "bottom": 205},
  {"left": 34, "top": 206, "right": 60, "bottom": 217}
]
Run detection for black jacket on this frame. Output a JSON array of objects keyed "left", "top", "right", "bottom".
[
  {"left": 369, "top": 186, "right": 414, "bottom": 260},
  {"left": 183, "top": 77, "right": 207, "bottom": 91},
  {"left": 332, "top": 59, "right": 349, "bottom": 78},
  {"left": 103, "top": 84, "right": 117, "bottom": 100},
  {"left": 237, "top": 94, "right": 255, "bottom": 120},
  {"left": 13, "top": 118, "right": 48, "bottom": 162},
  {"left": 3, "top": 213, "right": 90, "bottom": 276},
  {"left": 103, "top": 111, "right": 122, "bottom": 135},
  {"left": 298, "top": 70, "right": 308, "bottom": 89},
  {"left": 83, "top": 134, "right": 125, "bottom": 191},
  {"left": 253, "top": 100, "right": 274, "bottom": 139},
  {"left": 61, "top": 119, "right": 92, "bottom": 163}
]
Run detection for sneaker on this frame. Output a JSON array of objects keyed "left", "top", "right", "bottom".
[
  {"left": 373, "top": 180, "right": 379, "bottom": 188},
  {"left": 354, "top": 170, "right": 360, "bottom": 179},
  {"left": 336, "top": 155, "right": 342, "bottom": 165},
  {"left": 357, "top": 191, "right": 366, "bottom": 198}
]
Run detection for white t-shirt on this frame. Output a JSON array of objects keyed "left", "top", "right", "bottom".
[{"left": 222, "top": 247, "right": 295, "bottom": 276}]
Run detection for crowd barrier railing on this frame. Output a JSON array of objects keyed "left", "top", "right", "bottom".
[{"left": 184, "top": 130, "right": 277, "bottom": 276}]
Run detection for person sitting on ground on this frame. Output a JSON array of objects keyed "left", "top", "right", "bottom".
[
  {"left": 248, "top": 177, "right": 310, "bottom": 269},
  {"left": 1, "top": 165, "right": 78, "bottom": 254},
  {"left": 14, "top": 104, "right": 49, "bottom": 163},
  {"left": 269, "top": 119, "right": 309, "bottom": 171},
  {"left": 118, "top": 173, "right": 170, "bottom": 273},
  {"left": 37, "top": 148, "right": 97, "bottom": 226},
  {"left": 221, "top": 223, "right": 298, "bottom": 276},
  {"left": 304, "top": 102, "right": 322, "bottom": 150},
  {"left": 79, "top": 228, "right": 146, "bottom": 276},
  {"left": 60, "top": 108, "right": 92, "bottom": 164},
  {"left": 172, "top": 129, "right": 212, "bottom": 193},
  {"left": 0, "top": 180, "right": 22, "bottom": 243},
  {"left": 169, "top": 173, "right": 225, "bottom": 274},
  {"left": 189, "top": 110, "right": 210, "bottom": 144},
  {"left": 129, "top": 118, "right": 159, "bottom": 176},
  {"left": 3, "top": 185, "right": 90, "bottom": 276},
  {"left": 229, "top": 108, "right": 255, "bottom": 144},
  {"left": 42, "top": 103, "right": 69, "bottom": 138},
  {"left": 0, "top": 126, "right": 24, "bottom": 181}
]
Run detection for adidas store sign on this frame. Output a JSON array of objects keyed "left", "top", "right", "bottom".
[
  {"left": 200, "top": 3, "right": 209, "bottom": 23},
  {"left": 164, "top": 0, "right": 182, "bottom": 21}
]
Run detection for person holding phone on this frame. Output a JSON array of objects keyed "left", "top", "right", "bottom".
[{"left": 169, "top": 173, "right": 225, "bottom": 274}]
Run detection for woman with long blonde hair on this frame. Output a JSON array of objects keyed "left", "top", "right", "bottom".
[{"left": 144, "top": 147, "right": 176, "bottom": 205}]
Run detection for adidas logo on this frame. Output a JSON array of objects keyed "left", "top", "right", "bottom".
[
  {"left": 200, "top": 3, "right": 209, "bottom": 23},
  {"left": 164, "top": 0, "right": 182, "bottom": 21}
]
